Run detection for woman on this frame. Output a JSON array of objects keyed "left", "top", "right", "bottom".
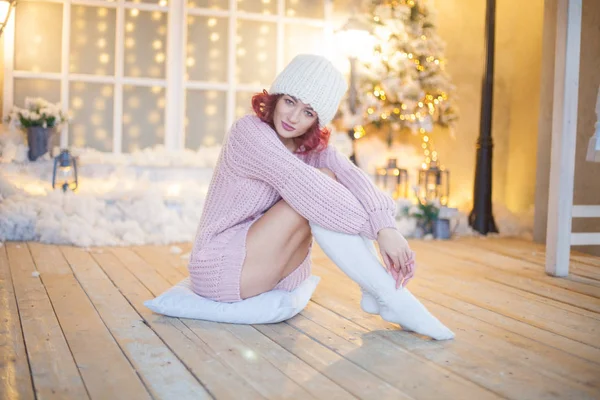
[{"left": 188, "top": 54, "right": 453, "bottom": 340}]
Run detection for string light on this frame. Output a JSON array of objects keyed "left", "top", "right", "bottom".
[{"left": 151, "top": 11, "right": 162, "bottom": 21}]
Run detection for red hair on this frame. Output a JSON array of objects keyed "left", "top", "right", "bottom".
[{"left": 251, "top": 90, "right": 330, "bottom": 155}]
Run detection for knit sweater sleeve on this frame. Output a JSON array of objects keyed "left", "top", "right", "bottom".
[
  {"left": 224, "top": 115, "right": 386, "bottom": 240},
  {"left": 314, "top": 145, "right": 399, "bottom": 235}
]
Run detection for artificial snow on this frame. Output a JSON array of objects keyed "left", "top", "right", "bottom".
[
  {"left": 0, "top": 142, "right": 219, "bottom": 247},
  {"left": 0, "top": 137, "right": 533, "bottom": 247}
]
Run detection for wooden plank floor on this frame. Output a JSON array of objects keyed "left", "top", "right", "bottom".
[{"left": 1, "top": 237, "right": 599, "bottom": 400}]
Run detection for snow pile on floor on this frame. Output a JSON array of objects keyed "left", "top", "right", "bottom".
[
  {"left": 0, "top": 172, "right": 209, "bottom": 247},
  {"left": 0, "top": 143, "right": 221, "bottom": 247}
]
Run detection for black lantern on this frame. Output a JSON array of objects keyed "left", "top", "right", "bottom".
[
  {"left": 375, "top": 158, "right": 409, "bottom": 199},
  {"left": 418, "top": 159, "right": 449, "bottom": 205},
  {"left": 52, "top": 149, "right": 78, "bottom": 192}
]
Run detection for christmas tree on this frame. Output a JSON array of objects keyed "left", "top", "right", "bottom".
[{"left": 340, "top": 0, "right": 458, "bottom": 169}]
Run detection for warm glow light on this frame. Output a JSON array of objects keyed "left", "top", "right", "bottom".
[
  {"left": 72, "top": 97, "right": 83, "bottom": 109},
  {"left": 207, "top": 18, "right": 217, "bottom": 27},
  {"left": 128, "top": 97, "right": 140, "bottom": 108},
  {"left": 152, "top": 40, "right": 162, "bottom": 50},
  {"left": 205, "top": 105, "right": 217, "bottom": 116},
  {"left": 91, "top": 113, "right": 102, "bottom": 126},
  {"left": 155, "top": 52, "right": 165, "bottom": 63},
  {"left": 203, "top": 136, "right": 217, "bottom": 146},
  {"left": 130, "top": 9, "right": 140, "bottom": 17},
  {"left": 148, "top": 111, "right": 160, "bottom": 124},
  {"left": 336, "top": 28, "right": 375, "bottom": 61},
  {"left": 94, "top": 129, "right": 108, "bottom": 140}
]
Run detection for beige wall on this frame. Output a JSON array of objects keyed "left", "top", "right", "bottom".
[{"left": 534, "top": 0, "right": 600, "bottom": 256}]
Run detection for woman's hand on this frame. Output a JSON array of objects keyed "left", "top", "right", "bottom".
[{"left": 376, "top": 228, "right": 416, "bottom": 288}]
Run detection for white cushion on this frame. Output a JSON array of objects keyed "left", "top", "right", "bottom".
[{"left": 144, "top": 275, "right": 320, "bottom": 324}]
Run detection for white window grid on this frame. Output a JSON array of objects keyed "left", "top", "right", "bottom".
[{"left": 2, "top": 0, "right": 334, "bottom": 153}]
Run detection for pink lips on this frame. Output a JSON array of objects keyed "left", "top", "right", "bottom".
[{"left": 281, "top": 121, "right": 295, "bottom": 132}]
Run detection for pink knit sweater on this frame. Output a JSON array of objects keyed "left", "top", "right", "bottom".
[{"left": 188, "top": 115, "right": 398, "bottom": 302}]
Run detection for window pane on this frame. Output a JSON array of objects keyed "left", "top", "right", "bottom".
[
  {"left": 188, "top": 0, "right": 228, "bottom": 9},
  {"left": 13, "top": 79, "right": 61, "bottom": 109},
  {"left": 69, "top": 82, "right": 114, "bottom": 151},
  {"left": 124, "top": 9, "right": 167, "bottom": 78},
  {"left": 236, "top": 20, "right": 276, "bottom": 86},
  {"left": 70, "top": 6, "right": 117, "bottom": 75},
  {"left": 14, "top": 2, "right": 63, "bottom": 73},
  {"left": 185, "top": 90, "right": 226, "bottom": 149},
  {"left": 286, "top": 0, "right": 324, "bottom": 18},
  {"left": 284, "top": 24, "right": 325, "bottom": 65},
  {"left": 235, "top": 91, "right": 255, "bottom": 120},
  {"left": 237, "top": 0, "right": 276, "bottom": 15},
  {"left": 122, "top": 85, "right": 165, "bottom": 152},
  {"left": 187, "top": 16, "right": 228, "bottom": 82}
]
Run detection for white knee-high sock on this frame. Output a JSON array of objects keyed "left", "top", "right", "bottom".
[
  {"left": 310, "top": 222, "right": 455, "bottom": 340},
  {"left": 359, "top": 238, "right": 381, "bottom": 315},
  {"left": 360, "top": 286, "right": 380, "bottom": 315}
]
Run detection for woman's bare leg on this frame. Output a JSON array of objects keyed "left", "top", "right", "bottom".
[{"left": 239, "top": 167, "right": 336, "bottom": 299}]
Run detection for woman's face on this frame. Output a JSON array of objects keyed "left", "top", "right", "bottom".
[{"left": 273, "top": 95, "right": 318, "bottom": 144}]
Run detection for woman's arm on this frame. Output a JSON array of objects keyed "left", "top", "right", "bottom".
[
  {"left": 314, "top": 145, "right": 399, "bottom": 235},
  {"left": 223, "top": 115, "right": 388, "bottom": 240}
]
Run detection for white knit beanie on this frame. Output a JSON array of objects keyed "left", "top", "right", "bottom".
[{"left": 269, "top": 54, "right": 348, "bottom": 128}]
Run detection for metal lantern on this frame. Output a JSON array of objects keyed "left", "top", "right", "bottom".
[
  {"left": 375, "top": 158, "right": 409, "bottom": 199},
  {"left": 52, "top": 149, "right": 78, "bottom": 192},
  {"left": 418, "top": 159, "right": 450, "bottom": 205}
]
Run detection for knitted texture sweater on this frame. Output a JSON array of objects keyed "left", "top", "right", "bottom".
[{"left": 188, "top": 115, "right": 399, "bottom": 302}]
